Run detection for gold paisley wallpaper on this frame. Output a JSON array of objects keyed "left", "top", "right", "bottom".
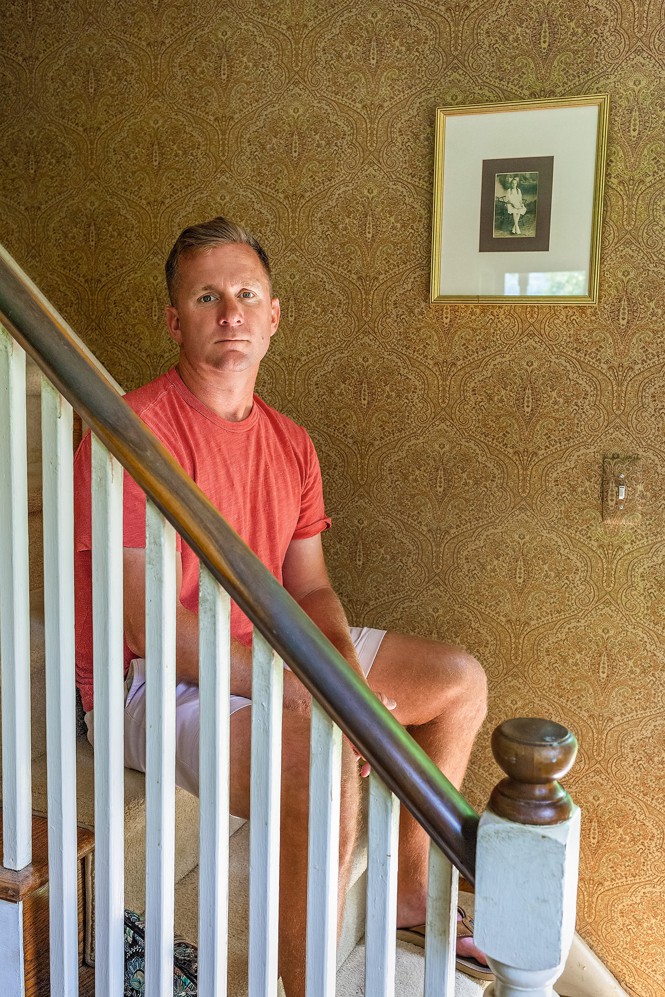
[{"left": 2, "top": 1, "right": 664, "bottom": 993}]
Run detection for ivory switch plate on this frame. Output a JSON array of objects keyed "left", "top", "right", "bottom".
[{"left": 602, "top": 454, "right": 640, "bottom": 523}]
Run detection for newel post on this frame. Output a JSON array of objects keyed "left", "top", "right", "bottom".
[{"left": 474, "top": 718, "right": 580, "bottom": 997}]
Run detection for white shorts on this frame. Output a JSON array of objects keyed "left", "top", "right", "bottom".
[{"left": 85, "top": 626, "right": 387, "bottom": 798}]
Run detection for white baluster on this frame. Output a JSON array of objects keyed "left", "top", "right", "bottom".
[
  {"left": 145, "top": 501, "right": 177, "bottom": 997},
  {"left": 0, "top": 325, "right": 32, "bottom": 870},
  {"left": 365, "top": 775, "right": 400, "bottom": 997},
  {"left": 305, "top": 700, "right": 342, "bottom": 997},
  {"left": 91, "top": 435, "right": 125, "bottom": 996},
  {"left": 423, "top": 842, "right": 458, "bottom": 997},
  {"left": 198, "top": 566, "right": 231, "bottom": 997},
  {"left": 248, "top": 630, "right": 283, "bottom": 997},
  {"left": 41, "top": 380, "right": 79, "bottom": 996}
]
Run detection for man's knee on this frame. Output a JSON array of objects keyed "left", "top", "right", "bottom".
[
  {"left": 448, "top": 648, "right": 488, "bottom": 723},
  {"left": 423, "top": 644, "right": 488, "bottom": 726}
]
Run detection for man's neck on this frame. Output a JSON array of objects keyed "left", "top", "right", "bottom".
[{"left": 176, "top": 359, "right": 257, "bottom": 422}]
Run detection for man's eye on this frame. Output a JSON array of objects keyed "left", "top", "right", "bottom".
[
  {"left": 199, "top": 293, "right": 215, "bottom": 303},
  {"left": 239, "top": 290, "right": 255, "bottom": 299}
]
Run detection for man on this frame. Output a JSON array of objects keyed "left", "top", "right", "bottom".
[{"left": 73, "top": 217, "right": 490, "bottom": 993}]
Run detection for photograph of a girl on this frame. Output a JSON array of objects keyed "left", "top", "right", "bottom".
[{"left": 494, "top": 173, "right": 539, "bottom": 238}]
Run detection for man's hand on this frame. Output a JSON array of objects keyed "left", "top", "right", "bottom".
[{"left": 354, "top": 691, "right": 397, "bottom": 778}]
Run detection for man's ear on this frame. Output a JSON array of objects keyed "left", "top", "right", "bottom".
[
  {"left": 165, "top": 305, "right": 183, "bottom": 345},
  {"left": 270, "top": 297, "right": 281, "bottom": 337}
]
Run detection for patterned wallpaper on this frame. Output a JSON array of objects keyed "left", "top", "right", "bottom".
[{"left": 2, "top": 1, "right": 664, "bottom": 992}]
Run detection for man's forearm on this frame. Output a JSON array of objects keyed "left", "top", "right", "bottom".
[
  {"left": 296, "top": 585, "right": 366, "bottom": 684},
  {"left": 123, "top": 552, "right": 356, "bottom": 709}
]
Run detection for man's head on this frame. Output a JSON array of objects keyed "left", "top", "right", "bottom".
[
  {"left": 165, "top": 216, "right": 272, "bottom": 306},
  {"left": 164, "top": 218, "right": 280, "bottom": 386}
]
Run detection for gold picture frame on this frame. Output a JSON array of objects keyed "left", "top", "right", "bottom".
[{"left": 430, "top": 94, "right": 609, "bottom": 304}]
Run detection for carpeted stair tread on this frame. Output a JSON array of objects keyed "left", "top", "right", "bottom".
[
  {"left": 26, "top": 747, "right": 201, "bottom": 911},
  {"left": 173, "top": 841, "right": 487, "bottom": 996},
  {"left": 173, "top": 820, "right": 370, "bottom": 994},
  {"left": 336, "top": 937, "right": 489, "bottom": 996}
]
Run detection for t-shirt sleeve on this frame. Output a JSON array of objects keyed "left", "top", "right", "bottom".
[{"left": 292, "top": 431, "right": 332, "bottom": 540}]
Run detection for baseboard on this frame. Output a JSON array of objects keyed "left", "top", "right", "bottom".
[{"left": 556, "top": 932, "right": 629, "bottom": 997}]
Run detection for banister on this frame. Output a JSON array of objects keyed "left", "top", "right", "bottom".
[{"left": 0, "top": 244, "right": 479, "bottom": 882}]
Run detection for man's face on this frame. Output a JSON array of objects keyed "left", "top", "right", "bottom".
[{"left": 165, "top": 242, "right": 280, "bottom": 376}]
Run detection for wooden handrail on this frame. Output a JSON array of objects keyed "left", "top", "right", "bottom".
[{"left": 0, "top": 245, "right": 479, "bottom": 881}]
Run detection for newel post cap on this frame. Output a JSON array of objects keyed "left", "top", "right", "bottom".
[{"left": 489, "top": 717, "right": 578, "bottom": 825}]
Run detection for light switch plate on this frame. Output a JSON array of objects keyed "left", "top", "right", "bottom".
[{"left": 602, "top": 454, "right": 640, "bottom": 524}]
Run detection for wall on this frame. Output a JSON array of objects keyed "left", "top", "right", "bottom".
[{"left": 2, "top": 1, "right": 664, "bottom": 992}]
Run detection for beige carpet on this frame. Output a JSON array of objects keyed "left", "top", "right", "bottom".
[
  {"left": 175, "top": 821, "right": 252, "bottom": 995},
  {"left": 336, "top": 940, "right": 488, "bottom": 997},
  {"left": 335, "top": 892, "right": 488, "bottom": 997},
  {"left": 174, "top": 834, "right": 487, "bottom": 996}
]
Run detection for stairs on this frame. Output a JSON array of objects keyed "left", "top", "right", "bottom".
[
  {"left": 171, "top": 823, "right": 489, "bottom": 995},
  {"left": 25, "top": 589, "right": 489, "bottom": 994},
  {"left": 0, "top": 815, "right": 94, "bottom": 997},
  {"left": 16, "top": 352, "right": 486, "bottom": 993},
  {"left": 8, "top": 355, "right": 622, "bottom": 996}
]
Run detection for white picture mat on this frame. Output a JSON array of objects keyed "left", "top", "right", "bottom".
[{"left": 438, "top": 104, "right": 600, "bottom": 296}]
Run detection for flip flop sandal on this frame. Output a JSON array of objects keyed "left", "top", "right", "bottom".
[{"left": 396, "top": 906, "right": 495, "bottom": 983}]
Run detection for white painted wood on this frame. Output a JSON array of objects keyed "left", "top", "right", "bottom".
[
  {"left": 365, "top": 775, "right": 400, "bottom": 997},
  {"left": 41, "top": 380, "right": 79, "bottom": 996},
  {"left": 145, "top": 501, "right": 177, "bottom": 997},
  {"left": 248, "top": 630, "right": 283, "bottom": 997},
  {"left": 475, "top": 807, "right": 581, "bottom": 996},
  {"left": 305, "top": 700, "right": 342, "bottom": 997},
  {"left": 0, "top": 897, "right": 25, "bottom": 997},
  {"left": 556, "top": 932, "right": 630, "bottom": 997},
  {"left": 198, "top": 567, "right": 231, "bottom": 997},
  {"left": 0, "top": 325, "right": 32, "bottom": 870},
  {"left": 423, "top": 842, "right": 458, "bottom": 997},
  {"left": 91, "top": 435, "right": 126, "bottom": 997}
]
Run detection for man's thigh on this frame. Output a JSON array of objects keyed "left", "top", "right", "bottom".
[
  {"left": 118, "top": 624, "right": 391, "bottom": 812},
  {"left": 366, "top": 631, "right": 473, "bottom": 727}
]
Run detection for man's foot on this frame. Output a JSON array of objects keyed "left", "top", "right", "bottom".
[{"left": 396, "top": 907, "right": 494, "bottom": 982}]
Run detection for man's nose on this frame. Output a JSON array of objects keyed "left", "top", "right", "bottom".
[{"left": 217, "top": 296, "right": 242, "bottom": 324}]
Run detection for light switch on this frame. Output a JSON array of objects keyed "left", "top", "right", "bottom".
[{"left": 602, "top": 455, "right": 640, "bottom": 523}]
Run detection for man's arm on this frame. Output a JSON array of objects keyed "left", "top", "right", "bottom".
[
  {"left": 123, "top": 547, "right": 253, "bottom": 694},
  {"left": 282, "top": 534, "right": 396, "bottom": 775},
  {"left": 123, "top": 546, "right": 323, "bottom": 709},
  {"left": 282, "top": 534, "right": 397, "bottom": 708},
  {"left": 281, "top": 534, "right": 366, "bottom": 684}
]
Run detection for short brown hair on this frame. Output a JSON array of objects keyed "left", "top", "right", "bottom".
[{"left": 165, "top": 217, "right": 272, "bottom": 304}]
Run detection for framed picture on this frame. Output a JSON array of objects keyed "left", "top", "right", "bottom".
[{"left": 430, "top": 95, "right": 609, "bottom": 304}]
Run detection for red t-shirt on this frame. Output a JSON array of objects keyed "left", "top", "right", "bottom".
[{"left": 73, "top": 368, "right": 331, "bottom": 711}]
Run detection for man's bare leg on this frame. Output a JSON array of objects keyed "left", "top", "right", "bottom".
[
  {"left": 367, "top": 633, "right": 488, "bottom": 962},
  {"left": 229, "top": 707, "right": 361, "bottom": 997}
]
